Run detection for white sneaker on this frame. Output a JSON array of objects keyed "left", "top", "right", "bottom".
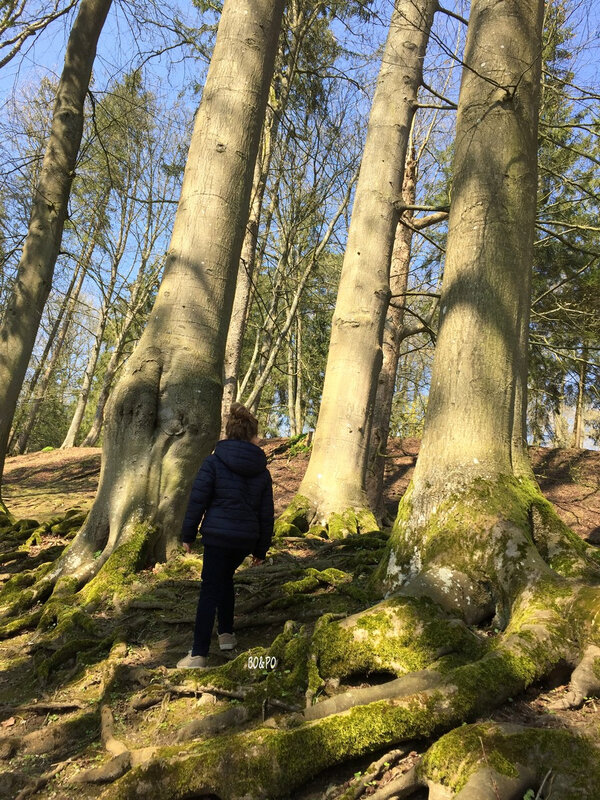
[
  {"left": 177, "top": 651, "right": 209, "bottom": 669},
  {"left": 218, "top": 633, "right": 237, "bottom": 651}
]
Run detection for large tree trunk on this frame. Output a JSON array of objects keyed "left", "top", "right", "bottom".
[
  {"left": 379, "top": 0, "right": 546, "bottom": 620},
  {"left": 0, "top": 0, "right": 113, "bottom": 510},
  {"left": 52, "top": 0, "right": 285, "bottom": 585},
  {"left": 285, "top": 0, "right": 437, "bottom": 532}
]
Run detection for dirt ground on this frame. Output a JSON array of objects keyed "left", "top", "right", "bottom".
[
  {"left": 4, "top": 438, "right": 599, "bottom": 543},
  {"left": 0, "top": 440, "right": 599, "bottom": 799}
]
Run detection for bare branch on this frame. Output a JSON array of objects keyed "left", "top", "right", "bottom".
[
  {"left": 421, "top": 81, "right": 458, "bottom": 109},
  {"left": 436, "top": 4, "right": 469, "bottom": 26}
]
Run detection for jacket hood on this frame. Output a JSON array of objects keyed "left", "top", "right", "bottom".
[{"left": 214, "top": 439, "right": 267, "bottom": 477}]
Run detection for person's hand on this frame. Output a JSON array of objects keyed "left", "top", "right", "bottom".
[
  {"left": 182, "top": 542, "right": 192, "bottom": 554},
  {"left": 251, "top": 556, "right": 264, "bottom": 566}
]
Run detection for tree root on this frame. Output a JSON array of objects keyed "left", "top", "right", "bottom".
[
  {"left": 5, "top": 478, "right": 599, "bottom": 798},
  {"left": 2, "top": 700, "right": 85, "bottom": 716},
  {"left": 101, "top": 705, "right": 128, "bottom": 756},
  {"left": 415, "top": 722, "right": 600, "bottom": 799},
  {"left": 275, "top": 495, "right": 381, "bottom": 541},
  {"left": 346, "top": 746, "right": 413, "bottom": 800},
  {"left": 14, "top": 757, "right": 72, "bottom": 800},
  {"left": 308, "top": 595, "right": 482, "bottom": 687},
  {"left": 2, "top": 709, "right": 99, "bottom": 760},
  {"left": 366, "top": 764, "right": 423, "bottom": 800},
  {"left": 548, "top": 643, "right": 600, "bottom": 709},
  {"left": 0, "top": 608, "right": 42, "bottom": 638},
  {"left": 176, "top": 704, "right": 251, "bottom": 741},
  {"left": 69, "top": 705, "right": 158, "bottom": 786},
  {"left": 71, "top": 752, "right": 132, "bottom": 785},
  {"left": 93, "top": 565, "right": 600, "bottom": 800},
  {"left": 305, "top": 670, "right": 444, "bottom": 720}
]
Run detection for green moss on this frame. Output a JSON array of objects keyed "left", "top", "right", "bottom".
[
  {"left": 421, "top": 723, "right": 600, "bottom": 797},
  {"left": 267, "top": 623, "right": 311, "bottom": 695},
  {"left": 420, "top": 723, "right": 518, "bottom": 792},
  {"left": 311, "top": 596, "right": 483, "bottom": 682},
  {"left": 326, "top": 508, "right": 380, "bottom": 540},
  {"left": 24, "top": 529, "right": 44, "bottom": 547},
  {"left": 80, "top": 523, "right": 155, "bottom": 606},
  {"left": 109, "top": 691, "right": 442, "bottom": 800},
  {"left": 282, "top": 574, "right": 320, "bottom": 596},
  {"left": 169, "top": 647, "right": 274, "bottom": 692},
  {"left": 376, "top": 471, "right": 594, "bottom": 607},
  {"left": 274, "top": 521, "right": 303, "bottom": 538},
  {"left": 281, "top": 567, "right": 353, "bottom": 597},
  {"left": 327, "top": 510, "right": 358, "bottom": 540},
  {"left": 338, "top": 583, "right": 370, "bottom": 603},
  {"left": 35, "top": 635, "right": 112, "bottom": 680},
  {"left": 275, "top": 495, "right": 311, "bottom": 536},
  {"left": 0, "top": 608, "right": 42, "bottom": 638},
  {"left": 448, "top": 594, "right": 569, "bottom": 719},
  {"left": 13, "top": 518, "right": 40, "bottom": 533},
  {"left": 0, "top": 509, "right": 15, "bottom": 527},
  {"left": 0, "top": 562, "right": 53, "bottom": 613},
  {"left": 340, "top": 533, "right": 388, "bottom": 551}
]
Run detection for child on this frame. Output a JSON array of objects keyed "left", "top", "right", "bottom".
[{"left": 177, "top": 403, "right": 274, "bottom": 669}]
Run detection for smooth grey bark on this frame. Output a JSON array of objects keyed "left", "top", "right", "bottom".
[
  {"left": 53, "top": 0, "right": 286, "bottom": 584},
  {"left": 365, "top": 156, "right": 417, "bottom": 520},
  {"left": 294, "top": 0, "right": 437, "bottom": 523},
  {"left": 0, "top": 0, "right": 113, "bottom": 508},
  {"left": 383, "top": 0, "right": 546, "bottom": 594}
]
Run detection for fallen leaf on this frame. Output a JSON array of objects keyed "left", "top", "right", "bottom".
[{"left": 1, "top": 717, "right": 15, "bottom": 727}]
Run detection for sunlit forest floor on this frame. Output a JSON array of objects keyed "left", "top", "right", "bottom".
[{"left": 0, "top": 440, "right": 599, "bottom": 799}]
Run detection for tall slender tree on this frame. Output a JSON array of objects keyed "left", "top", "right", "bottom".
[
  {"left": 280, "top": 0, "right": 437, "bottom": 536},
  {"left": 46, "top": 0, "right": 286, "bottom": 588},
  {"left": 379, "top": 0, "right": 547, "bottom": 610},
  {"left": 0, "top": 0, "right": 113, "bottom": 512}
]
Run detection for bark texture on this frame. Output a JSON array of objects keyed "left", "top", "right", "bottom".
[
  {"left": 366, "top": 154, "right": 417, "bottom": 520},
  {"left": 0, "top": 0, "right": 113, "bottom": 502},
  {"left": 53, "top": 0, "right": 286, "bottom": 583},
  {"left": 381, "top": 0, "right": 546, "bottom": 602},
  {"left": 292, "top": 0, "right": 437, "bottom": 525}
]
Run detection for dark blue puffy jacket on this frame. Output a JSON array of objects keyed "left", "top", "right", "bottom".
[{"left": 181, "top": 439, "right": 274, "bottom": 559}]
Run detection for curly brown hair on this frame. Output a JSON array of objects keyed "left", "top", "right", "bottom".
[{"left": 225, "top": 402, "right": 259, "bottom": 441}]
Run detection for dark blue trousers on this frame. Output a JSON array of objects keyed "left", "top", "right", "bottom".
[{"left": 192, "top": 544, "right": 248, "bottom": 656}]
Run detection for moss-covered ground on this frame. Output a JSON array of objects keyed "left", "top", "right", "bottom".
[{"left": 0, "top": 440, "right": 599, "bottom": 799}]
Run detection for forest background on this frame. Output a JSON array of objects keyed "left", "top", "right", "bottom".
[
  {"left": 2, "top": 0, "right": 599, "bottom": 455},
  {"left": 1, "top": 0, "right": 600, "bottom": 798}
]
